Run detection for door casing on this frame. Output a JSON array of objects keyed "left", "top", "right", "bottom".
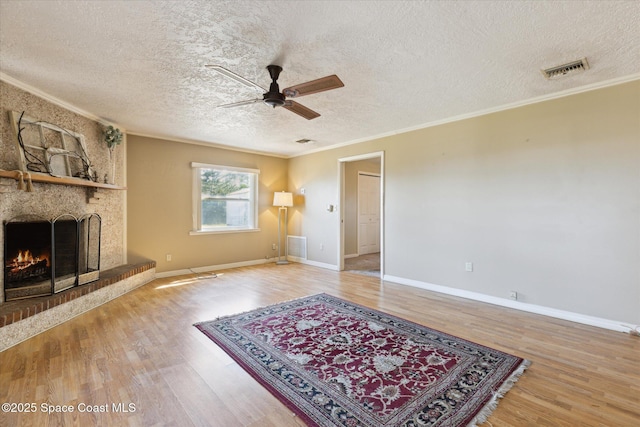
[{"left": 337, "top": 151, "right": 384, "bottom": 275}]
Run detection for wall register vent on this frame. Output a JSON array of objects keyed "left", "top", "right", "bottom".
[
  {"left": 287, "top": 236, "right": 307, "bottom": 260},
  {"left": 541, "top": 57, "right": 590, "bottom": 80}
]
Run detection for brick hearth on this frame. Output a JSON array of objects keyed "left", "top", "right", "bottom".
[{"left": 0, "top": 261, "right": 155, "bottom": 351}]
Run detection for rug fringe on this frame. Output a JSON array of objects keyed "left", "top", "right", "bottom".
[{"left": 467, "top": 359, "right": 531, "bottom": 427}]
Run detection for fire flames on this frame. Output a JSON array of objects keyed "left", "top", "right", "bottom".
[{"left": 7, "top": 249, "right": 50, "bottom": 273}]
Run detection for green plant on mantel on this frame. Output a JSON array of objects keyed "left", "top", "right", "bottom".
[
  {"left": 103, "top": 125, "right": 123, "bottom": 151},
  {"left": 102, "top": 125, "right": 122, "bottom": 184}
]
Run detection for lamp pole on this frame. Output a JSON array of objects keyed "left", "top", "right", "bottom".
[
  {"left": 273, "top": 191, "right": 293, "bottom": 265},
  {"left": 277, "top": 206, "right": 288, "bottom": 264}
]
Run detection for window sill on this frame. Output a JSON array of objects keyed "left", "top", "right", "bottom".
[{"left": 189, "top": 228, "right": 261, "bottom": 236}]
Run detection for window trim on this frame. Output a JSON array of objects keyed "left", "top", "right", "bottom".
[{"left": 191, "top": 162, "right": 260, "bottom": 234}]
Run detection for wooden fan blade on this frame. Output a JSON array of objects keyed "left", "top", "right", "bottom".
[
  {"left": 283, "top": 101, "right": 321, "bottom": 120},
  {"left": 217, "top": 99, "right": 262, "bottom": 108},
  {"left": 282, "top": 75, "right": 344, "bottom": 98},
  {"left": 205, "top": 65, "right": 267, "bottom": 92}
]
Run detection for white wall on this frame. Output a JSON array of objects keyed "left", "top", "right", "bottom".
[{"left": 288, "top": 80, "right": 640, "bottom": 325}]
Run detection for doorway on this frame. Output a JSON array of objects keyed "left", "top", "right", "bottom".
[{"left": 338, "top": 152, "right": 384, "bottom": 277}]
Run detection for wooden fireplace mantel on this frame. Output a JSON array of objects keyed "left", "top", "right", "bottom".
[{"left": 0, "top": 170, "right": 126, "bottom": 190}]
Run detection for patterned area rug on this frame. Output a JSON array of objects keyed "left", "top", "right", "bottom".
[{"left": 195, "top": 294, "right": 529, "bottom": 427}]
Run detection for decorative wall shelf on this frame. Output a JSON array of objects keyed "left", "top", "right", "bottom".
[{"left": 0, "top": 170, "right": 126, "bottom": 190}]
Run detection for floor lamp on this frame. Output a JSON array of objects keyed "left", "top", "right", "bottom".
[{"left": 273, "top": 191, "right": 293, "bottom": 265}]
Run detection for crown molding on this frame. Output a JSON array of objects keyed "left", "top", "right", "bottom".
[
  {"left": 0, "top": 72, "right": 122, "bottom": 128},
  {"left": 291, "top": 73, "right": 640, "bottom": 159},
  {"left": 1, "top": 72, "right": 284, "bottom": 158},
  {"left": 4, "top": 70, "right": 637, "bottom": 160},
  {"left": 126, "top": 131, "right": 289, "bottom": 159}
]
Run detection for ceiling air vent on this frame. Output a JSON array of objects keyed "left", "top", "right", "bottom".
[{"left": 541, "top": 57, "right": 590, "bottom": 80}]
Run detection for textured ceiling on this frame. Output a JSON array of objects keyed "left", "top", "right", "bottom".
[{"left": 1, "top": 1, "right": 639, "bottom": 157}]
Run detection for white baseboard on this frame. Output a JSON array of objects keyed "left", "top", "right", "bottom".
[
  {"left": 156, "top": 257, "right": 339, "bottom": 277},
  {"left": 156, "top": 258, "right": 277, "bottom": 278},
  {"left": 383, "top": 274, "right": 630, "bottom": 333},
  {"left": 293, "top": 258, "right": 339, "bottom": 271},
  {"left": 157, "top": 263, "right": 628, "bottom": 333},
  {"left": 344, "top": 253, "right": 359, "bottom": 259}
]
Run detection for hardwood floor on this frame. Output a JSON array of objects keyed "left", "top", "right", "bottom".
[{"left": 1, "top": 263, "right": 638, "bottom": 426}]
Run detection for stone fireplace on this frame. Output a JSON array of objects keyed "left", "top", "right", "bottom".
[
  {"left": 4, "top": 214, "right": 101, "bottom": 301},
  {"left": 0, "top": 80, "right": 160, "bottom": 352}
]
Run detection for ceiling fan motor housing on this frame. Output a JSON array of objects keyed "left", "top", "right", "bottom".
[
  {"left": 264, "top": 65, "right": 286, "bottom": 107},
  {"left": 263, "top": 89, "right": 285, "bottom": 107}
]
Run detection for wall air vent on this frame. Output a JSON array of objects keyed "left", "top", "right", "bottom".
[
  {"left": 541, "top": 57, "right": 590, "bottom": 80},
  {"left": 287, "top": 235, "right": 307, "bottom": 260}
]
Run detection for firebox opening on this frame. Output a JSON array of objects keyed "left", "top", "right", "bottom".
[
  {"left": 3, "top": 214, "right": 101, "bottom": 301},
  {"left": 4, "top": 221, "right": 52, "bottom": 299}
]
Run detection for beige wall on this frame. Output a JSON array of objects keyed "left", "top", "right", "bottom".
[
  {"left": 0, "top": 81, "right": 126, "bottom": 302},
  {"left": 127, "top": 135, "right": 288, "bottom": 272},
  {"left": 288, "top": 80, "right": 640, "bottom": 324}
]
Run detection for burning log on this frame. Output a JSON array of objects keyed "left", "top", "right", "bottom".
[{"left": 6, "top": 249, "right": 50, "bottom": 282}]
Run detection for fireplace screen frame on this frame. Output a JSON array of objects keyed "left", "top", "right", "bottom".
[
  {"left": 78, "top": 213, "right": 101, "bottom": 285},
  {"left": 52, "top": 214, "right": 80, "bottom": 293},
  {"left": 3, "top": 213, "right": 101, "bottom": 302}
]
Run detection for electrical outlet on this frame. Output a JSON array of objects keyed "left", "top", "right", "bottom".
[
  {"left": 166, "top": 254, "right": 172, "bottom": 262},
  {"left": 320, "top": 243, "right": 324, "bottom": 251},
  {"left": 465, "top": 262, "right": 473, "bottom": 272},
  {"left": 509, "top": 291, "right": 518, "bottom": 300},
  {"left": 272, "top": 243, "right": 277, "bottom": 250}
]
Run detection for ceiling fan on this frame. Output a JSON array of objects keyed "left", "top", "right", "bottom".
[{"left": 206, "top": 64, "right": 344, "bottom": 120}]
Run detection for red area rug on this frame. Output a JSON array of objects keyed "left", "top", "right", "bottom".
[{"left": 195, "top": 294, "right": 529, "bottom": 426}]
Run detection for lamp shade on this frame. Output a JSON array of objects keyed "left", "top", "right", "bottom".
[{"left": 273, "top": 191, "right": 293, "bottom": 207}]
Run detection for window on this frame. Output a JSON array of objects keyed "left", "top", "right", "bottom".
[{"left": 191, "top": 162, "right": 260, "bottom": 234}]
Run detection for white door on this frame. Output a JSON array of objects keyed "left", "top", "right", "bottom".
[{"left": 358, "top": 173, "right": 380, "bottom": 255}]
